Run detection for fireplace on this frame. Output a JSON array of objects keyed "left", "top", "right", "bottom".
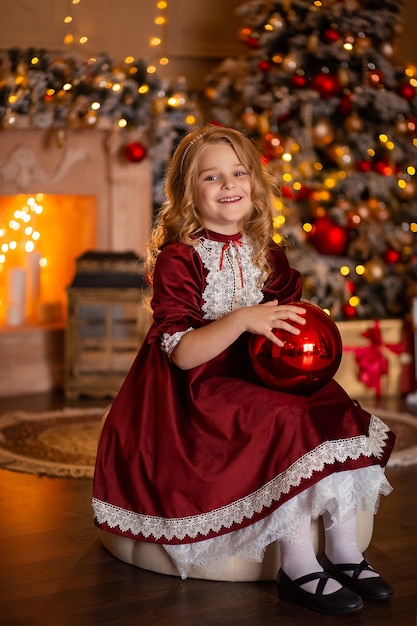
[
  {"left": 0, "top": 193, "right": 97, "bottom": 325},
  {"left": 0, "top": 127, "right": 153, "bottom": 396},
  {"left": 0, "top": 127, "right": 153, "bottom": 322}
]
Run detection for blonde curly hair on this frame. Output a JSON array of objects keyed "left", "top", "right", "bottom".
[{"left": 147, "top": 124, "right": 281, "bottom": 287}]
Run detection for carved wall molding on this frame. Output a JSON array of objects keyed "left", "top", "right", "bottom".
[{"left": 0, "top": 144, "right": 89, "bottom": 192}]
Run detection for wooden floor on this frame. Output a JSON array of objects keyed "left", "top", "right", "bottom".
[{"left": 0, "top": 392, "right": 417, "bottom": 626}]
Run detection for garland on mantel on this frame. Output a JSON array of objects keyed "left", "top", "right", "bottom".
[{"left": 0, "top": 47, "right": 202, "bottom": 205}]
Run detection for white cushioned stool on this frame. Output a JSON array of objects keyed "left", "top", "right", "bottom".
[{"left": 97, "top": 510, "right": 373, "bottom": 582}]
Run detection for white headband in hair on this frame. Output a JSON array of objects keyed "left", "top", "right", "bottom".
[{"left": 179, "top": 131, "right": 206, "bottom": 173}]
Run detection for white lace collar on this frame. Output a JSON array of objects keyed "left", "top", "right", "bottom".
[{"left": 196, "top": 234, "right": 264, "bottom": 320}]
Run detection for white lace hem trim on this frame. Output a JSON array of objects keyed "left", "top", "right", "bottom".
[
  {"left": 92, "top": 414, "right": 391, "bottom": 542},
  {"left": 164, "top": 466, "right": 392, "bottom": 579}
]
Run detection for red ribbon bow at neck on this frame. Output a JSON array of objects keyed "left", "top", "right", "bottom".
[{"left": 219, "top": 240, "right": 245, "bottom": 287}]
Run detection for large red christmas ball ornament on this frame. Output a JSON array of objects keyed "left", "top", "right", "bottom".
[
  {"left": 249, "top": 302, "right": 342, "bottom": 395},
  {"left": 124, "top": 141, "right": 147, "bottom": 163}
]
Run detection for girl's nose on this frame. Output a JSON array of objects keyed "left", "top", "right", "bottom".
[{"left": 222, "top": 175, "right": 236, "bottom": 189}]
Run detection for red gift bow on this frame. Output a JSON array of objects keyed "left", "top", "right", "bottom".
[{"left": 344, "top": 320, "right": 403, "bottom": 400}]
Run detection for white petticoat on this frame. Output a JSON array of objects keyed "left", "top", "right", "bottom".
[{"left": 163, "top": 466, "right": 392, "bottom": 579}]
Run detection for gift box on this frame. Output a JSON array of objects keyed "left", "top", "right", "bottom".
[{"left": 334, "top": 318, "right": 411, "bottom": 401}]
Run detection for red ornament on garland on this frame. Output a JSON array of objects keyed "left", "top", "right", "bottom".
[
  {"left": 124, "top": 141, "right": 147, "bottom": 163},
  {"left": 249, "top": 302, "right": 343, "bottom": 395},
  {"left": 308, "top": 216, "right": 349, "bottom": 256}
]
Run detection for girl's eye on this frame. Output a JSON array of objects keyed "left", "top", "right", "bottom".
[
  {"left": 235, "top": 170, "right": 247, "bottom": 177},
  {"left": 204, "top": 174, "right": 218, "bottom": 181}
]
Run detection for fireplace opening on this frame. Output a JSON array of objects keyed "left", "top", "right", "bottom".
[{"left": 0, "top": 193, "right": 97, "bottom": 326}]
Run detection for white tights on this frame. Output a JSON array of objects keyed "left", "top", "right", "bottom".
[{"left": 280, "top": 509, "right": 377, "bottom": 594}]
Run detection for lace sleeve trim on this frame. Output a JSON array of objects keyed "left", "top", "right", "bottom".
[{"left": 161, "top": 328, "right": 194, "bottom": 357}]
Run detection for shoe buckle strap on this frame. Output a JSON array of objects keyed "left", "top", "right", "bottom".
[{"left": 336, "top": 559, "right": 376, "bottom": 579}]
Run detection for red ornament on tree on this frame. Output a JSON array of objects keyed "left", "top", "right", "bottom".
[
  {"left": 249, "top": 302, "right": 343, "bottom": 395},
  {"left": 239, "top": 27, "right": 259, "bottom": 48},
  {"left": 356, "top": 160, "right": 372, "bottom": 173},
  {"left": 308, "top": 216, "right": 349, "bottom": 256},
  {"left": 373, "top": 158, "right": 394, "bottom": 176},
  {"left": 124, "top": 141, "right": 147, "bottom": 163},
  {"left": 383, "top": 248, "right": 401, "bottom": 264},
  {"left": 258, "top": 60, "right": 271, "bottom": 72},
  {"left": 338, "top": 95, "right": 353, "bottom": 116},
  {"left": 341, "top": 303, "right": 357, "bottom": 319},
  {"left": 368, "top": 69, "right": 384, "bottom": 88},
  {"left": 324, "top": 28, "right": 341, "bottom": 43},
  {"left": 397, "top": 81, "right": 416, "bottom": 101},
  {"left": 311, "top": 73, "right": 341, "bottom": 98},
  {"left": 291, "top": 74, "right": 307, "bottom": 88},
  {"left": 406, "top": 116, "right": 417, "bottom": 135}
]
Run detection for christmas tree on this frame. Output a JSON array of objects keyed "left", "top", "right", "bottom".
[{"left": 205, "top": 0, "right": 417, "bottom": 320}]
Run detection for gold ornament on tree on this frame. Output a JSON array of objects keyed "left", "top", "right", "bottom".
[
  {"left": 312, "top": 119, "right": 335, "bottom": 147},
  {"left": 363, "top": 257, "right": 386, "bottom": 283},
  {"left": 344, "top": 113, "right": 364, "bottom": 133}
]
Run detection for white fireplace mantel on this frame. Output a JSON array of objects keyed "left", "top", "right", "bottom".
[{"left": 0, "top": 128, "right": 152, "bottom": 258}]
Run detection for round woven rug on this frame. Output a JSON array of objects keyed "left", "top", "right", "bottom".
[
  {"left": 0, "top": 407, "right": 107, "bottom": 478},
  {"left": 0, "top": 405, "right": 416, "bottom": 478}
]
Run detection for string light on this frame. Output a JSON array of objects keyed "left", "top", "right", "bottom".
[
  {"left": 0, "top": 195, "right": 44, "bottom": 272},
  {"left": 63, "top": 0, "right": 88, "bottom": 47},
  {"left": 147, "top": 0, "right": 170, "bottom": 74}
]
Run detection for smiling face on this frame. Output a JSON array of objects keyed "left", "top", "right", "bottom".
[{"left": 194, "top": 141, "right": 253, "bottom": 235}]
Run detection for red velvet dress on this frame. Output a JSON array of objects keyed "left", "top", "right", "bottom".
[{"left": 93, "top": 230, "right": 395, "bottom": 566}]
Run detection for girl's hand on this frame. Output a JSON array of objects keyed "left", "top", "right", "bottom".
[
  {"left": 172, "top": 300, "right": 306, "bottom": 370},
  {"left": 240, "top": 300, "right": 306, "bottom": 347}
]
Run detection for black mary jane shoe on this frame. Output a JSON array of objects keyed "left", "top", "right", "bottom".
[
  {"left": 320, "top": 554, "right": 393, "bottom": 600},
  {"left": 276, "top": 569, "right": 363, "bottom": 615}
]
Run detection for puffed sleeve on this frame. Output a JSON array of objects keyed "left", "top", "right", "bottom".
[
  {"left": 147, "top": 241, "right": 207, "bottom": 345},
  {"left": 262, "top": 242, "right": 303, "bottom": 304}
]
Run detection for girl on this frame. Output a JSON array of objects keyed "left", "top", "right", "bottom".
[{"left": 93, "top": 125, "right": 395, "bottom": 615}]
